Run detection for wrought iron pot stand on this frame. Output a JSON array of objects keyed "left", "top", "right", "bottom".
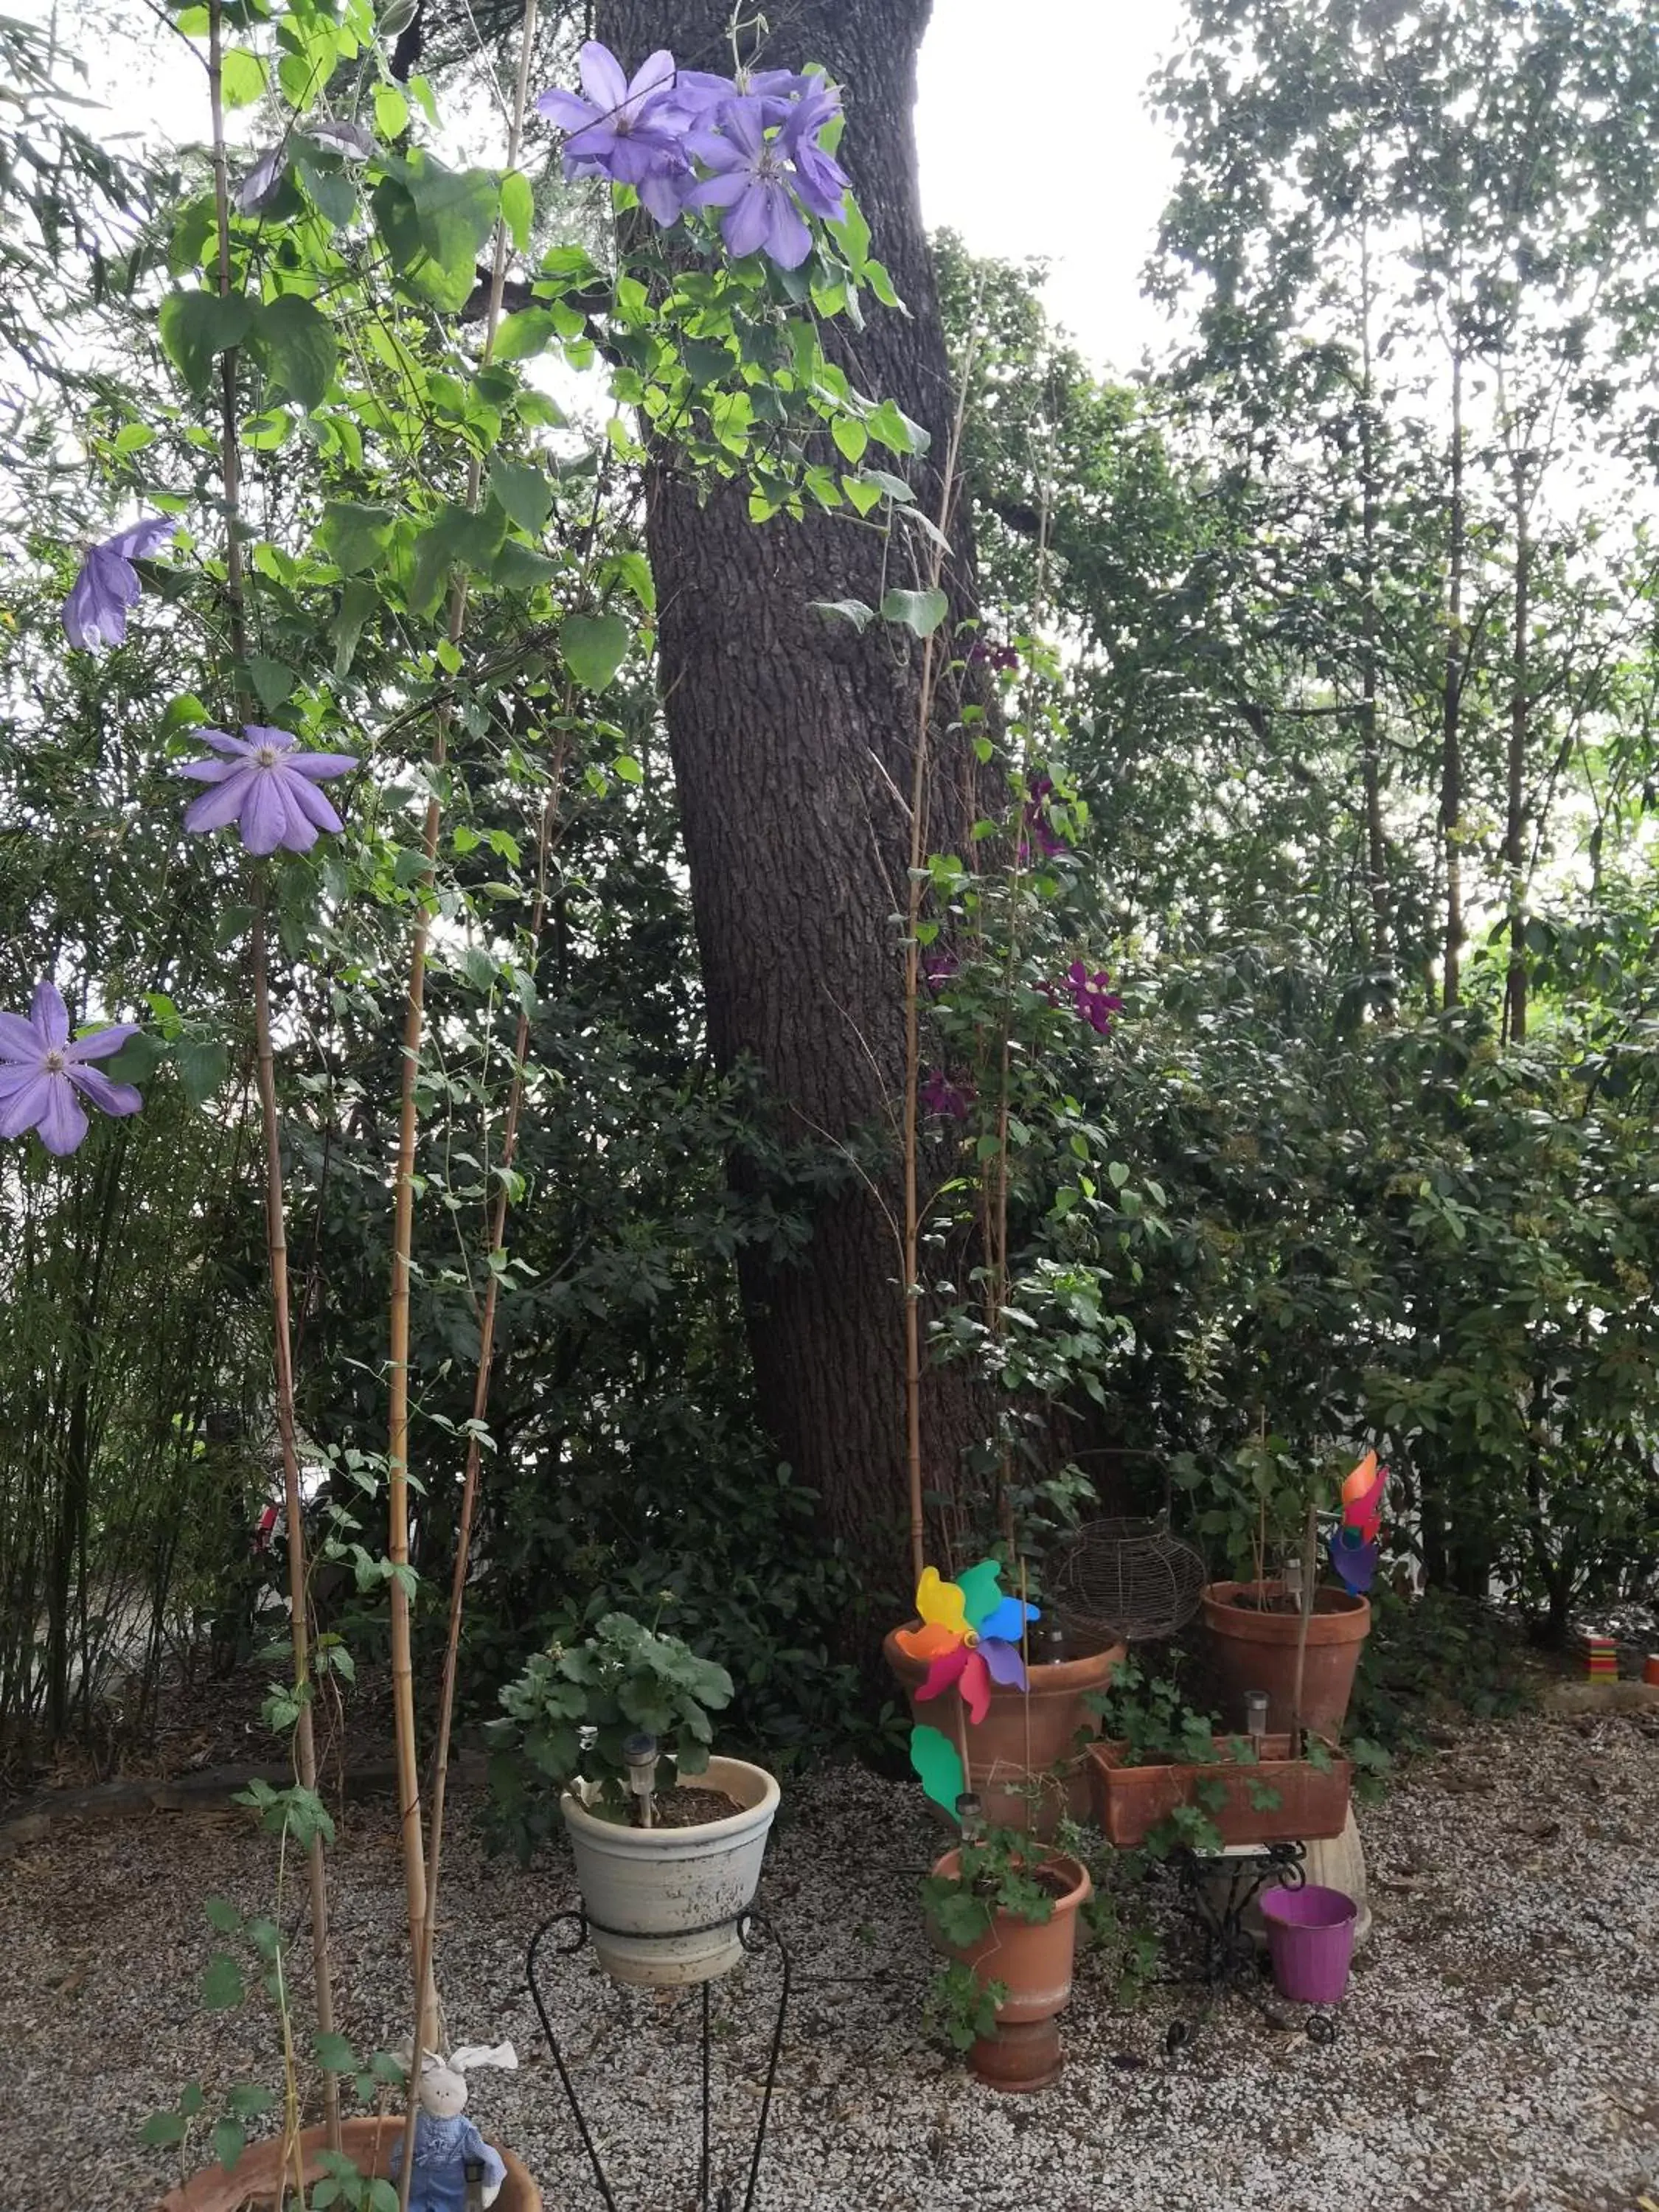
[
  {"left": 526, "top": 1906, "right": 790, "bottom": 2212},
  {"left": 1153, "top": 1841, "right": 1339, "bottom": 2050}
]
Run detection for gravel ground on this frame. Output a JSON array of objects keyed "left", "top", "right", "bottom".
[{"left": 3, "top": 1711, "right": 1656, "bottom": 2212}]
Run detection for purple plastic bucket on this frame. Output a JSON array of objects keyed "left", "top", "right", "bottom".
[{"left": 1259, "top": 1883, "right": 1357, "bottom": 2005}]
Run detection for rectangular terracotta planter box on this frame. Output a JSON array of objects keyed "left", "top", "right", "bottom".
[{"left": 1086, "top": 1733, "right": 1351, "bottom": 1849}]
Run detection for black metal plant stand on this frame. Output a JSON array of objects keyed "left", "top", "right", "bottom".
[
  {"left": 526, "top": 1908, "right": 791, "bottom": 2212},
  {"left": 1155, "top": 1840, "right": 1339, "bottom": 2048}
]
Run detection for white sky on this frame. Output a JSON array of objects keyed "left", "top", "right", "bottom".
[
  {"left": 77, "top": 1, "right": 1183, "bottom": 381},
  {"left": 917, "top": 0, "right": 1183, "bottom": 374}
]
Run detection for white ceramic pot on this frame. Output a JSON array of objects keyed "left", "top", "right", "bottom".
[{"left": 560, "top": 1754, "right": 781, "bottom": 1987}]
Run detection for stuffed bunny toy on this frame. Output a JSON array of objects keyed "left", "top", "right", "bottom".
[{"left": 389, "top": 2043, "right": 515, "bottom": 2212}]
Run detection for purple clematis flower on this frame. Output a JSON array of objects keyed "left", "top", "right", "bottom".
[
  {"left": 1020, "top": 773, "right": 1069, "bottom": 862},
  {"left": 0, "top": 983, "right": 142, "bottom": 1156},
  {"left": 1063, "top": 960, "right": 1124, "bottom": 1037},
  {"left": 922, "top": 949, "right": 959, "bottom": 995},
  {"left": 920, "top": 1068, "right": 973, "bottom": 1120},
  {"left": 684, "top": 99, "right": 825, "bottom": 268},
  {"left": 175, "top": 726, "right": 358, "bottom": 855},
  {"left": 782, "top": 80, "right": 849, "bottom": 221},
  {"left": 672, "top": 65, "right": 809, "bottom": 128},
  {"left": 63, "top": 518, "right": 175, "bottom": 650},
  {"left": 537, "top": 43, "right": 684, "bottom": 188}
]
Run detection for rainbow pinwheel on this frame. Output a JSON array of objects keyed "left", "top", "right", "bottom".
[
  {"left": 896, "top": 1561, "right": 1039, "bottom": 1726},
  {"left": 1329, "top": 1450, "right": 1388, "bottom": 1594}
]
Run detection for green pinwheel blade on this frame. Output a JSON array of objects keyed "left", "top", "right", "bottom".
[
  {"left": 910, "top": 1723, "right": 965, "bottom": 1814},
  {"left": 955, "top": 1557, "right": 1006, "bottom": 1632}
]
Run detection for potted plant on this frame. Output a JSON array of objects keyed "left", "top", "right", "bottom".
[
  {"left": 1082, "top": 1661, "right": 1350, "bottom": 1849},
  {"left": 486, "top": 1613, "right": 780, "bottom": 1987},
  {"left": 884, "top": 1559, "right": 1124, "bottom": 1834},
  {"left": 922, "top": 1820, "right": 1092, "bottom": 2092},
  {"left": 1201, "top": 1449, "right": 1384, "bottom": 1741}
]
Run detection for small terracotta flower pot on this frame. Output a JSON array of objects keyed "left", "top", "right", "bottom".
[
  {"left": 930, "top": 1846, "right": 1091, "bottom": 2093},
  {"left": 1202, "top": 1580, "right": 1370, "bottom": 1742},
  {"left": 885, "top": 1627, "right": 1125, "bottom": 1835},
  {"left": 1086, "top": 1733, "right": 1352, "bottom": 1849},
  {"left": 154, "top": 2114, "right": 540, "bottom": 2212}
]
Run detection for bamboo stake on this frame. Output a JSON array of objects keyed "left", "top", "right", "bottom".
[
  {"left": 207, "top": 0, "right": 337, "bottom": 2149},
  {"left": 391, "top": 6, "right": 540, "bottom": 2185},
  {"left": 1290, "top": 1502, "right": 1318, "bottom": 1749},
  {"left": 901, "top": 341, "right": 978, "bottom": 1587}
]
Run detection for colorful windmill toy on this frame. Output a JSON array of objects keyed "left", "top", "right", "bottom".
[
  {"left": 896, "top": 1561, "right": 1039, "bottom": 1815},
  {"left": 1328, "top": 1450, "right": 1388, "bottom": 1596}
]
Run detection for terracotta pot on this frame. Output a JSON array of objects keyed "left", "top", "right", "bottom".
[
  {"left": 1086, "top": 1733, "right": 1351, "bottom": 1849},
  {"left": 155, "top": 2114, "right": 541, "bottom": 2212},
  {"left": 1202, "top": 1580, "right": 1370, "bottom": 1742},
  {"left": 931, "top": 1846, "right": 1090, "bottom": 2092},
  {"left": 884, "top": 1627, "right": 1125, "bottom": 1836}
]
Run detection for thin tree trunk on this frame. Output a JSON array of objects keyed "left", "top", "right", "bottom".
[
  {"left": 1503, "top": 444, "right": 1530, "bottom": 1045},
  {"left": 1356, "top": 222, "right": 1392, "bottom": 1016},
  {"left": 596, "top": 0, "right": 993, "bottom": 1615},
  {"left": 1440, "top": 338, "right": 1466, "bottom": 1011}
]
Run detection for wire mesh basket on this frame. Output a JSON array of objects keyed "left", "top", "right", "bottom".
[{"left": 1046, "top": 1514, "right": 1208, "bottom": 1652}]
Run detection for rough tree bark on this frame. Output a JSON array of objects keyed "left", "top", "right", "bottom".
[{"left": 595, "top": 0, "right": 991, "bottom": 1612}]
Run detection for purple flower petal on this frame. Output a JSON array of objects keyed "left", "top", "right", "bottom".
[
  {"left": 65, "top": 1023, "right": 139, "bottom": 1062},
  {"left": 239, "top": 771, "right": 289, "bottom": 855},
  {"left": 626, "top": 49, "right": 678, "bottom": 105},
  {"left": 68, "top": 1065, "right": 143, "bottom": 1118},
  {"left": 536, "top": 87, "right": 595, "bottom": 130},
  {"left": 762, "top": 189, "right": 812, "bottom": 269},
  {"left": 0, "top": 1071, "right": 51, "bottom": 1140},
  {"left": 285, "top": 776, "right": 344, "bottom": 836},
  {"left": 577, "top": 40, "right": 629, "bottom": 115},
  {"left": 30, "top": 983, "right": 69, "bottom": 1049},
  {"left": 105, "top": 516, "right": 175, "bottom": 561},
  {"left": 0, "top": 1012, "right": 42, "bottom": 1062},
  {"left": 684, "top": 170, "right": 749, "bottom": 211},
  {"left": 38, "top": 1074, "right": 89, "bottom": 1155},
  {"left": 175, "top": 759, "right": 242, "bottom": 785},
  {"left": 723, "top": 180, "right": 775, "bottom": 260},
  {"left": 183, "top": 765, "right": 259, "bottom": 833},
  {"left": 285, "top": 751, "right": 358, "bottom": 782}
]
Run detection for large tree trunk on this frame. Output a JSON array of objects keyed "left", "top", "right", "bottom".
[{"left": 596, "top": 0, "right": 991, "bottom": 1613}]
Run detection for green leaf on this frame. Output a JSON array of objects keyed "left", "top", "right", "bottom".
[
  {"left": 333, "top": 577, "right": 380, "bottom": 674},
  {"left": 103, "top": 1030, "right": 164, "bottom": 1086},
  {"left": 252, "top": 293, "right": 337, "bottom": 413},
  {"left": 842, "top": 474, "right": 883, "bottom": 517},
  {"left": 221, "top": 49, "right": 268, "bottom": 107},
  {"left": 320, "top": 502, "right": 394, "bottom": 576},
  {"left": 226, "top": 2084, "right": 277, "bottom": 2119},
  {"left": 493, "top": 308, "right": 562, "bottom": 363},
  {"left": 296, "top": 157, "right": 357, "bottom": 229},
  {"left": 175, "top": 1037, "right": 232, "bottom": 1107},
  {"left": 212, "top": 2119, "right": 246, "bottom": 2171},
  {"left": 811, "top": 597, "right": 874, "bottom": 634},
  {"left": 142, "top": 2112, "right": 187, "bottom": 2146},
  {"left": 831, "top": 416, "right": 868, "bottom": 465},
  {"left": 867, "top": 397, "right": 928, "bottom": 455},
  {"left": 374, "top": 83, "right": 411, "bottom": 141},
  {"left": 377, "top": 157, "right": 498, "bottom": 311},
  {"left": 684, "top": 338, "right": 733, "bottom": 385},
  {"left": 368, "top": 2182, "right": 400, "bottom": 2212},
  {"left": 490, "top": 541, "right": 558, "bottom": 591},
  {"left": 314, "top": 2032, "right": 358, "bottom": 2073},
  {"left": 560, "top": 611, "right": 629, "bottom": 692},
  {"left": 500, "top": 170, "right": 534, "bottom": 254},
  {"left": 201, "top": 1954, "right": 244, "bottom": 2009},
  {"left": 409, "top": 501, "right": 507, "bottom": 616},
  {"left": 204, "top": 1896, "right": 242, "bottom": 1935},
  {"left": 613, "top": 754, "right": 644, "bottom": 785},
  {"left": 245, "top": 655, "right": 296, "bottom": 713},
  {"left": 880, "top": 587, "right": 948, "bottom": 639},
  {"left": 488, "top": 457, "right": 552, "bottom": 535},
  {"left": 159, "top": 290, "right": 254, "bottom": 396}
]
